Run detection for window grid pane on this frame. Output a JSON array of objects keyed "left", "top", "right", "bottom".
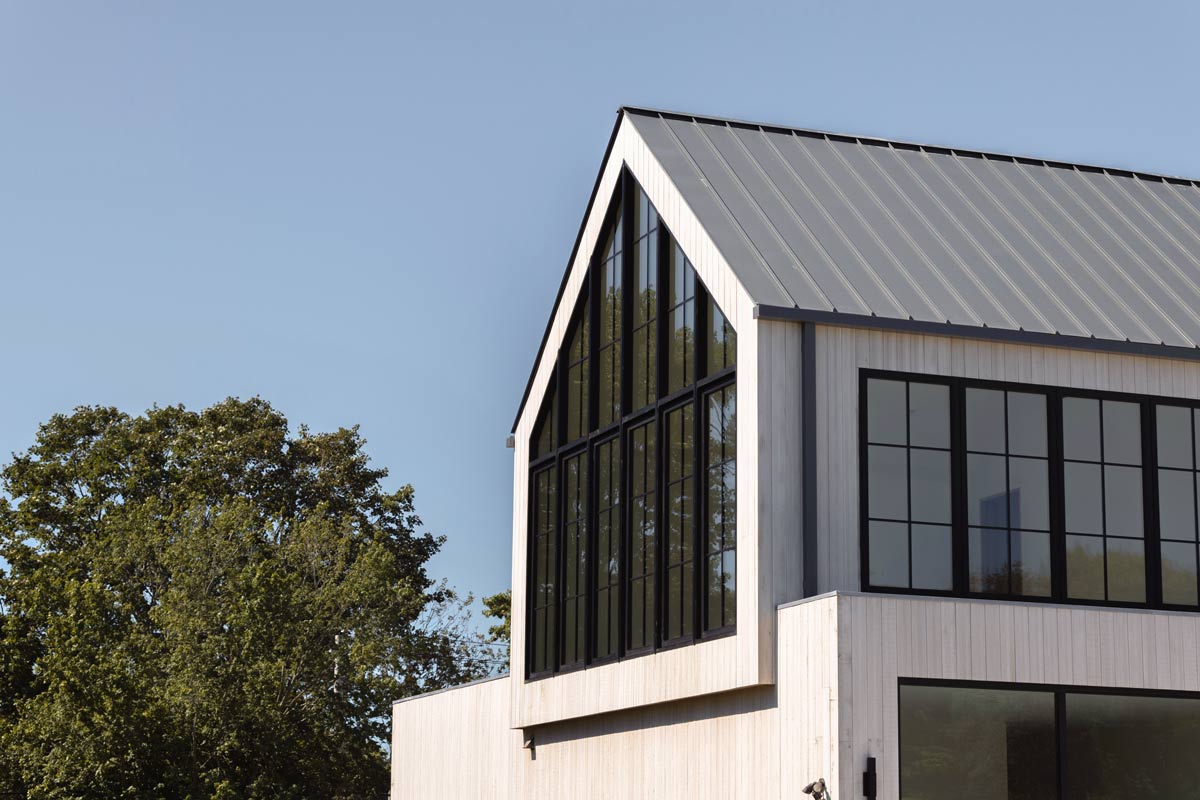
[
  {"left": 530, "top": 467, "right": 557, "bottom": 674},
  {"left": 593, "top": 438, "right": 621, "bottom": 659},
  {"left": 665, "top": 403, "right": 695, "bottom": 641},
  {"left": 627, "top": 421, "right": 657, "bottom": 651},
  {"left": 1157, "top": 404, "right": 1200, "bottom": 606},
  {"left": 705, "top": 384, "right": 736, "bottom": 632},
  {"left": 631, "top": 191, "right": 658, "bottom": 411},
  {"left": 598, "top": 215, "right": 622, "bottom": 428},
  {"left": 560, "top": 453, "right": 587, "bottom": 668},
  {"left": 667, "top": 245, "right": 696, "bottom": 394}
]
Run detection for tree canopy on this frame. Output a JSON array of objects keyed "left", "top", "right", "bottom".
[{"left": 0, "top": 398, "right": 492, "bottom": 799}]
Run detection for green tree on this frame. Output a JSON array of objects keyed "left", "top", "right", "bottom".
[
  {"left": 0, "top": 398, "right": 490, "bottom": 799},
  {"left": 481, "top": 590, "right": 511, "bottom": 668}
]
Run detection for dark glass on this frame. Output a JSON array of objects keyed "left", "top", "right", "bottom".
[
  {"left": 1063, "top": 397, "right": 1101, "bottom": 461},
  {"left": 909, "top": 382, "right": 950, "bottom": 448},
  {"left": 969, "top": 527, "right": 1009, "bottom": 594},
  {"left": 1007, "top": 391, "right": 1048, "bottom": 457},
  {"left": 868, "top": 446, "right": 908, "bottom": 520},
  {"left": 911, "top": 524, "right": 952, "bottom": 590},
  {"left": 597, "top": 230, "right": 622, "bottom": 427},
  {"left": 1161, "top": 541, "right": 1198, "bottom": 606},
  {"left": 866, "top": 378, "right": 906, "bottom": 445},
  {"left": 868, "top": 521, "right": 908, "bottom": 587},
  {"left": 1064, "top": 462, "right": 1103, "bottom": 534},
  {"left": 533, "top": 381, "right": 557, "bottom": 460},
  {"left": 967, "top": 387, "right": 1006, "bottom": 453},
  {"left": 705, "top": 385, "right": 736, "bottom": 631},
  {"left": 910, "top": 449, "right": 951, "bottom": 524},
  {"left": 1158, "top": 469, "right": 1196, "bottom": 541},
  {"left": 1065, "top": 693, "right": 1200, "bottom": 798},
  {"left": 1066, "top": 535, "right": 1105, "bottom": 600},
  {"left": 1103, "top": 400, "right": 1142, "bottom": 464},
  {"left": 1013, "top": 531, "right": 1052, "bottom": 596},
  {"left": 565, "top": 309, "right": 590, "bottom": 443},
  {"left": 1008, "top": 457, "right": 1049, "bottom": 530},
  {"left": 1104, "top": 465, "right": 1144, "bottom": 538},
  {"left": 1157, "top": 404, "right": 1193, "bottom": 469},
  {"left": 627, "top": 421, "right": 657, "bottom": 651},
  {"left": 967, "top": 453, "right": 1008, "bottom": 527},
  {"left": 630, "top": 195, "right": 658, "bottom": 411},
  {"left": 706, "top": 298, "right": 737, "bottom": 375},
  {"left": 1106, "top": 537, "right": 1145, "bottom": 603},
  {"left": 900, "top": 685, "right": 1057, "bottom": 800},
  {"left": 560, "top": 453, "right": 587, "bottom": 667},
  {"left": 594, "top": 438, "right": 620, "bottom": 658},
  {"left": 667, "top": 246, "right": 696, "bottom": 394},
  {"left": 531, "top": 468, "right": 557, "bottom": 674},
  {"left": 665, "top": 402, "right": 695, "bottom": 641}
]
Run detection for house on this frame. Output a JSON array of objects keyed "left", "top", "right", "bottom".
[{"left": 392, "top": 107, "right": 1200, "bottom": 799}]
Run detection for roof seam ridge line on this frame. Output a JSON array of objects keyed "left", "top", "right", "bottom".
[
  {"left": 770, "top": 132, "right": 910, "bottom": 318},
  {"left": 1130, "top": 177, "right": 1200, "bottom": 255},
  {"left": 923, "top": 150, "right": 1083, "bottom": 336},
  {"left": 827, "top": 136, "right": 973, "bottom": 325},
  {"left": 1050, "top": 165, "right": 1200, "bottom": 342},
  {"left": 1160, "top": 181, "right": 1200, "bottom": 228},
  {"left": 981, "top": 155, "right": 1145, "bottom": 343},
  {"left": 718, "top": 123, "right": 839, "bottom": 310},
  {"left": 692, "top": 120, "right": 825, "bottom": 309},
  {"left": 1096, "top": 171, "right": 1200, "bottom": 305},
  {"left": 620, "top": 106, "right": 1200, "bottom": 187},
  {"left": 655, "top": 114, "right": 792, "bottom": 304},
  {"left": 856, "top": 143, "right": 991, "bottom": 328},
  {"left": 755, "top": 130, "right": 877, "bottom": 315},
  {"left": 1006, "top": 161, "right": 1166, "bottom": 343},
  {"left": 966, "top": 155, "right": 1123, "bottom": 340},
  {"left": 892, "top": 147, "right": 1025, "bottom": 331}
]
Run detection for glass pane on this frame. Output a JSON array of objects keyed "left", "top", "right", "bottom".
[
  {"left": 1157, "top": 404, "right": 1194, "bottom": 469},
  {"left": 1013, "top": 531, "right": 1051, "bottom": 597},
  {"left": 911, "top": 524, "right": 952, "bottom": 591},
  {"left": 1065, "top": 693, "right": 1200, "bottom": 798},
  {"left": 900, "top": 684, "right": 1057, "bottom": 800},
  {"left": 632, "top": 324, "right": 656, "bottom": 410},
  {"left": 1007, "top": 392, "right": 1047, "bottom": 457},
  {"left": 868, "top": 521, "right": 908, "bottom": 588},
  {"left": 966, "top": 387, "right": 1006, "bottom": 453},
  {"left": 1067, "top": 535, "right": 1105, "bottom": 600},
  {"left": 1064, "top": 462, "right": 1103, "bottom": 534},
  {"left": 598, "top": 344, "right": 620, "bottom": 428},
  {"left": 868, "top": 446, "right": 908, "bottom": 520},
  {"left": 665, "top": 403, "right": 694, "bottom": 641},
  {"left": 909, "top": 382, "right": 950, "bottom": 448},
  {"left": 1159, "top": 469, "right": 1197, "bottom": 541},
  {"left": 1103, "top": 399, "right": 1142, "bottom": 464},
  {"left": 1106, "top": 537, "right": 1145, "bottom": 603},
  {"left": 866, "top": 378, "right": 906, "bottom": 445},
  {"left": 533, "top": 382, "right": 557, "bottom": 459},
  {"left": 1063, "top": 397, "right": 1101, "bottom": 462},
  {"left": 910, "top": 449, "right": 951, "bottom": 524},
  {"left": 1008, "top": 457, "right": 1049, "bottom": 531},
  {"left": 1161, "top": 541, "right": 1198, "bottom": 606},
  {"left": 706, "top": 298, "right": 737, "bottom": 374},
  {"left": 969, "top": 527, "right": 1009, "bottom": 594},
  {"left": 1104, "top": 465, "right": 1144, "bottom": 538},
  {"left": 967, "top": 453, "right": 1008, "bottom": 527}
]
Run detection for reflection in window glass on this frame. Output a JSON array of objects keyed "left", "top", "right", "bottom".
[
  {"left": 665, "top": 403, "right": 695, "bottom": 641},
  {"left": 900, "top": 684, "right": 1057, "bottom": 800},
  {"left": 865, "top": 379, "right": 952, "bottom": 590},
  {"left": 1157, "top": 404, "right": 1200, "bottom": 607},
  {"left": 706, "top": 297, "right": 737, "bottom": 375},
  {"left": 593, "top": 438, "right": 620, "bottom": 659},
  {"left": 667, "top": 245, "right": 696, "bottom": 394},
  {"left": 530, "top": 468, "right": 557, "bottom": 674},
  {"left": 705, "top": 385, "right": 736, "bottom": 632},
  {"left": 532, "top": 380, "right": 557, "bottom": 460},
  {"left": 564, "top": 307, "right": 589, "bottom": 443},
  {"left": 631, "top": 191, "right": 658, "bottom": 411},
  {"left": 627, "top": 422, "right": 656, "bottom": 651},
  {"left": 966, "top": 389, "right": 1051, "bottom": 596},
  {"left": 560, "top": 453, "right": 587, "bottom": 668},
  {"left": 597, "top": 212, "right": 622, "bottom": 428},
  {"left": 1064, "top": 397, "right": 1145, "bottom": 603}
]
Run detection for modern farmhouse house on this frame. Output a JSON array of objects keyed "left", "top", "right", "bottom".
[{"left": 392, "top": 107, "right": 1200, "bottom": 799}]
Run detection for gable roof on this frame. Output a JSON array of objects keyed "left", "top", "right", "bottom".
[{"left": 514, "top": 106, "right": 1200, "bottom": 431}]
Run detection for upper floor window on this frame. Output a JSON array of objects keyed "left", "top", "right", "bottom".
[
  {"left": 862, "top": 372, "right": 1200, "bottom": 611},
  {"left": 527, "top": 172, "right": 737, "bottom": 679}
]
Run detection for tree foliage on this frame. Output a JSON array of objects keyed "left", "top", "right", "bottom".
[
  {"left": 481, "top": 590, "right": 511, "bottom": 668},
  {"left": 0, "top": 399, "right": 490, "bottom": 799}
]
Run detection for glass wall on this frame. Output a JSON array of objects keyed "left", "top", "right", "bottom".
[
  {"left": 527, "top": 171, "right": 736, "bottom": 678},
  {"left": 901, "top": 682, "right": 1200, "bottom": 799}
]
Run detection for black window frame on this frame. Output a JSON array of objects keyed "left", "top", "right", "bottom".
[
  {"left": 525, "top": 170, "right": 737, "bottom": 681},
  {"left": 898, "top": 677, "right": 1200, "bottom": 800},
  {"left": 860, "top": 369, "right": 1200, "bottom": 612}
]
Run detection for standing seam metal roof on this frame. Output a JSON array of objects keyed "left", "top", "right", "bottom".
[{"left": 625, "top": 107, "right": 1200, "bottom": 350}]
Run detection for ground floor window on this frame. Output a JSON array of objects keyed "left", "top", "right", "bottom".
[{"left": 900, "top": 681, "right": 1200, "bottom": 799}]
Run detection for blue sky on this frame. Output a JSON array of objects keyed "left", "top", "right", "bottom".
[{"left": 2, "top": 1, "right": 1198, "bottom": 609}]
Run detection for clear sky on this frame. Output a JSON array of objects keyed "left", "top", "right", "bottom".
[{"left": 2, "top": 1, "right": 1198, "bottom": 608}]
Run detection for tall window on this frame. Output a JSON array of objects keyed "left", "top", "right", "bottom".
[
  {"left": 863, "top": 374, "right": 1200, "bottom": 610},
  {"left": 864, "top": 377, "right": 953, "bottom": 591},
  {"left": 527, "top": 172, "right": 736, "bottom": 678}
]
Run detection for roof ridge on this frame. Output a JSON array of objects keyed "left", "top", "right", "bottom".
[{"left": 620, "top": 106, "right": 1200, "bottom": 187}]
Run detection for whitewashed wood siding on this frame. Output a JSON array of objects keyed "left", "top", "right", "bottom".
[{"left": 814, "top": 324, "right": 1200, "bottom": 595}]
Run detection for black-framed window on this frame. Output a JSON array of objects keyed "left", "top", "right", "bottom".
[
  {"left": 527, "top": 170, "right": 736, "bottom": 679},
  {"left": 862, "top": 371, "right": 1200, "bottom": 611},
  {"left": 900, "top": 680, "right": 1200, "bottom": 799}
]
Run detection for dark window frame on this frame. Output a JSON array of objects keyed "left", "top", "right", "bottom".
[
  {"left": 898, "top": 677, "right": 1200, "bottom": 800},
  {"left": 860, "top": 369, "right": 1200, "bottom": 612},
  {"left": 525, "top": 170, "right": 737, "bottom": 681}
]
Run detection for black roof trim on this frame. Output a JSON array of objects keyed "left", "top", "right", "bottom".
[{"left": 754, "top": 305, "right": 1200, "bottom": 362}]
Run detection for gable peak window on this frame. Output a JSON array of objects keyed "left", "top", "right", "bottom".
[{"left": 527, "top": 172, "right": 737, "bottom": 678}]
